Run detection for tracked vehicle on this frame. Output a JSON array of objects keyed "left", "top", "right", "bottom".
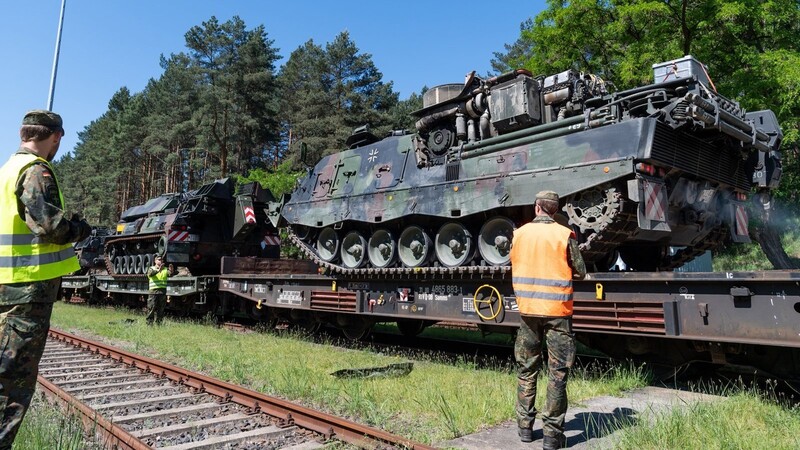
[
  {"left": 281, "top": 56, "right": 782, "bottom": 271},
  {"left": 103, "top": 178, "right": 274, "bottom": 276}
]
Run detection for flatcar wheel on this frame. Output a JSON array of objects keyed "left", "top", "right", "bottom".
[
  {"left": 367, "top": 229, "right": 396, "bottom": 268},
  {"left": 396, "top": 319, "right": 427, "bottom": 337},
  {"left": 435, "top": 222, "right": 474, "bottom": 267},
  {"left": 478, "top": 216, "right": 515, "bottom": 266},
  {"left": 316, "top": 227, "right": 340, "bottom": 262},
  {"left": 398, "top": 225, "right": 432, "bottom": 267},
  {"left": 340, "top": 231, "right": 367, "bottom": 268},
  {"left": 339, "top": 315, "right": 373, "bottom": 340}
]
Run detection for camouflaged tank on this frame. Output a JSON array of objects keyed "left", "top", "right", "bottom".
[
  {"left": 104, "top": 178, "right": 276, "bottom": 276},
  {"left": 73, "top": 227, "right": 111, "bottom": 274},
  {"left": 281, "top": 56, "right": 783, "bottom": 272}
]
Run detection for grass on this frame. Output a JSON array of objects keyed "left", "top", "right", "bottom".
[
  {"left": 13, "top": 394, "right": 101, "bottom": 450},
  {"left": 609, "top": 383, "right": 800, "bottom": 449},
  {"left": 49, "top": 302, "right": 649, "bottom": 444}
]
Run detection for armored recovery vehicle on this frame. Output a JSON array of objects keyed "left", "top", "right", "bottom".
[
  {"left": 103, "top": 178, "right": 275, "bottom": 276},
  {"left": 282, "top": 56, "right": 782, "bottom": 272}
]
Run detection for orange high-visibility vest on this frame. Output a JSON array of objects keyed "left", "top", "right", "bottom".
[{"left": 510, "top": 221, "right": 574, "bottom": 317}]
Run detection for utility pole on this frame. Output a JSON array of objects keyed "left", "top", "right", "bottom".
[{"left": 47, "top": 0, "right": 66, "bottom": 111}]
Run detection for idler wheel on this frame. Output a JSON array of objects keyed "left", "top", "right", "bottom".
[
  {"left": 315, "top": 227, "right": 340, "bottom": 262},
  {"left": 398, "top": 225, "right": 432, "bottom": 267},
  {"left": 340, "top": 231, "right": 367, "bottom": 268},
  {"left": 291, "top": 224, "right": 313, "bottom": 241},
  {"left": 478, "top": 216, "right": 515, "bottom": 266},
  {"left": 367, "top": 229, "right": 396, "bottom": 268},
  {"left": 435, "top": 222, "right": 474, "bottom": 267}
]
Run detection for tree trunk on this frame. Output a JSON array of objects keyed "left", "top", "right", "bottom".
[{"left": 752, "top": 221, "right": 797, "bottom": 269}]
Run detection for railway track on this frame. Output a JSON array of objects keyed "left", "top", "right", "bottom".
[{"left": 38, "top": 328, "right": 434, "bottom": 450}]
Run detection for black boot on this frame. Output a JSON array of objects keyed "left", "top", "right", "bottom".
[
  {"left": 518, "top": 427, "right": 533, "bottom": 443},
  {"left": 542, "top": 434, "right": 566, "bottom": 449}
]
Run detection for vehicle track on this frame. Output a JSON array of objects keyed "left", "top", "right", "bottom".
[{"left": 38, "top": 328, "right": 434, "bottom": 450}]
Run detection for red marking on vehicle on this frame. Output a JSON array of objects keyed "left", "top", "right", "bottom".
[
  {"left": 644, "top": 180, "right": 665, "bottom": 221},
  {"left": 244, "top": 206, "right": 256, "bottom": 224},
  {"left": 263, "top": 235, "right": 280, "bottom": 246},
  {"left": 168, "top": 230, "right": 189, "bottom": 241},
  {"left": 735, "top": 204, "right": 749, "bottom": 236}
]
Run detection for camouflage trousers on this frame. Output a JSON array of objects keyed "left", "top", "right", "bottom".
[
  {"left": 514, "top": 315, "right": 576, "bottom": 438},
  {"left": 146, "top": 290, "right": 167, "bottom": 325},
  {"left": 0, "top": 280, "right": 59, "bottom": 450}
]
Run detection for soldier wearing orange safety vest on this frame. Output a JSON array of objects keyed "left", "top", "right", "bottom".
[{"left": 511, "top": 190, "right": 586, "bottom": 449}]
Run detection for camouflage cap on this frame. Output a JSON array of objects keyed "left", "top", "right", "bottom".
[
  {"left": 536, "top": 190, "right": 559, "bottom": 202},
  {"left": 22, "top": 110, "right": 63, "bottom": 130}
]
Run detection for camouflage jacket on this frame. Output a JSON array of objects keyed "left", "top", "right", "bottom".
[{"left": 532, "top": 215, "right": 587, "bottom": 279}]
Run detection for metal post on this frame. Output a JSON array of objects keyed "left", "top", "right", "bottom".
[{"left": 47, "top": 0, "right": 67, "bottom": 111}]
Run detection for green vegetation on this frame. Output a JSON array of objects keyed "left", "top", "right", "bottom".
[
  {"left": 714, "top": 209, "right": 800, "bottom": 271},
  {"left": 13, "top": 395, "right": 99, "bottom": 450},
  {"left": 610, "top": 389, "right": 800, "bottom": 449},
  {"left": 50, "top": 303, "right": 648, "bottom": 443},
  {"left": 493, "top": 1, "right": 799, "bottom": 200},
  {"left": 54, "top": 17, "right": 421, "bottom": 228}
]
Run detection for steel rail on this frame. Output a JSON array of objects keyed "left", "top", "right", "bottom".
[
  {"left": 47, "top": 327, "right": 435, "bottom": 449},
  {"left": 36, "top": 375, "right": 151, "bottom": 450}
]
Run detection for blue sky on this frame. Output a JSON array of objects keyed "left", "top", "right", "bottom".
[{"left": 0, "top": 1, "right": 544, "bottom": 164}]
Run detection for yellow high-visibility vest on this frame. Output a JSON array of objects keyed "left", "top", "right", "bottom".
[
  {"left": 148, "top": 267, "right": 169, "bottom": 290},
  {"left": 0, "top": 152, "right": 79, "bottom": 283},
  {"left": 510, "top": 221, "right": 574, "bottom": 317}
]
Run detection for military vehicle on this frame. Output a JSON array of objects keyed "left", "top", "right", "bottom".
[
  {"left": 281, "top": 56, "right": 782, "bottom": 271},
  {"left": 73, "top": 227, "right": 111, "bottom": 274},
  {"left": 103, "top": 178, "right": 275, "bottom": 276}
]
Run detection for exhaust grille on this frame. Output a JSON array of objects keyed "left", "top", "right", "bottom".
[{"left": 650, "top": 122, "right": 750, "bottom": 191}]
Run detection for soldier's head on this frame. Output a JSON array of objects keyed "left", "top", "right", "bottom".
[
  {"left": 535, "top": 190, "right": 559, "bottom": 217},
  {"left": 154, "top": 254, "right": 163, "bottom": 266},
  {"left": 20, "top": 110, "right": 64, "bottom": 161}
]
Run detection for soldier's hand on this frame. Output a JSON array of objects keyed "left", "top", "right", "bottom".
[{"left": 76, "top": 220, "right": 92, "bottom": 242}]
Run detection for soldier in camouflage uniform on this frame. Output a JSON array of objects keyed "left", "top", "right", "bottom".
[
  {"left": 0, "top": 110, "right": 91, "bottom": 449},
  {"left": 510, "top": 191, "right": 586, "bottom": 449}
]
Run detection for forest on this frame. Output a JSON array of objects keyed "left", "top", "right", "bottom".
[{"left": 54, "top": 1, "right": 800, "bottom": 232}]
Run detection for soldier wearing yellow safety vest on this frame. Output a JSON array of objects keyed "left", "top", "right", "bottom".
[
  {"left": 511, "top": 190, "right": 586, "bottom": 450},
  {"left": 0, "top": 110, "right": 91, "bottom": 449},
  {"left": 145, "top": 254, "right": 174, "bottom": 325}
]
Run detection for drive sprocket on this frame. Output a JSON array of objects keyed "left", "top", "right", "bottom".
[{"left": 562, "top": 186, "right": 621, "bottom": 233}]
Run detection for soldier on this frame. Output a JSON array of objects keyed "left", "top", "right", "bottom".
[
  {"left": 145, "top": 254, "right": 174, "bottom": 325},
  {"left": 0, "top": 110, "right": 91, "bottom": 449},
  {"left": 510, "top": 190, "right": 586, "bottom": 449}
]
